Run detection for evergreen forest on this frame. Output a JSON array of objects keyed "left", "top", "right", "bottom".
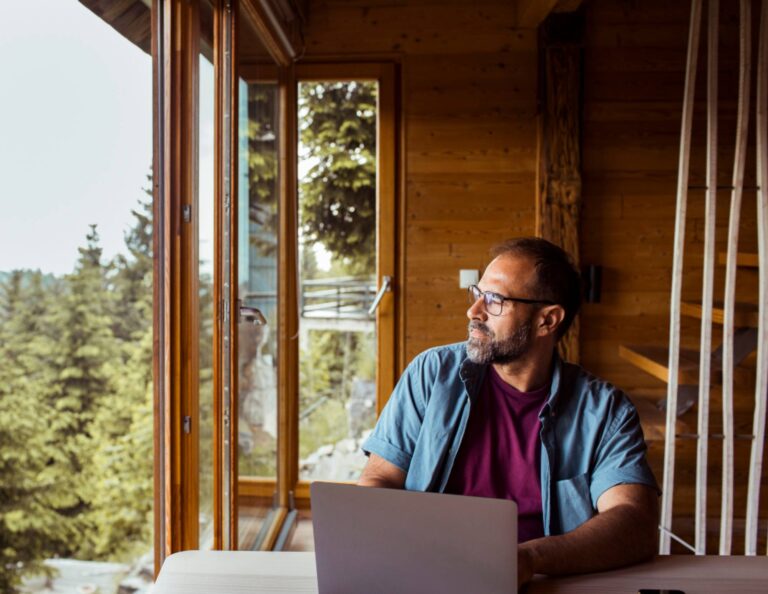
[
  {"left": 0, "top": 78, "right": 377, "bottom": 592},
  {"left": 0, "top": 190, "right": 156, "bottom": 591}
]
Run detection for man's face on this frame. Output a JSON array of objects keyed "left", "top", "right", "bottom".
[{"left": 466, "top": 254, "right": 540, "bottom": 365}]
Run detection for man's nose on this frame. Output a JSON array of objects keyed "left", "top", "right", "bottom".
[{"left": 467, "top": 296, "right": 487, "bottom": 321}]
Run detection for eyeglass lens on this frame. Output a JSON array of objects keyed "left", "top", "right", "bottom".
[{"left": 467, "top": 286, "right": 502, "bottom": 315}]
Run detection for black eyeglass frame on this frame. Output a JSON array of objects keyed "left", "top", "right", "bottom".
[{"left": 467, "top": 284, "right": 557, "bottom": 316}]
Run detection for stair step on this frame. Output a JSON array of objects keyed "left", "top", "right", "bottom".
[
  {"left": 680, "top": 300, "right": 759, "bottom": 327},
  {"left": 718, "top": 251, "right": 759, "bottom": 268},
  {"left": 619, "top": 344, "right": 708, "bottom": 385},
  {"left": 629, "top": 393, "right": 691, "bottom": 442}
]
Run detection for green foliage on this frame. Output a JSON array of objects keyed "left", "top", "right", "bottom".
[
  {"left": 293, "top": 80, "right": 379, "bottom": 466},
  {"left": 246, "top": 84, "right": 279, "bottom": 257},
  {"left": 299, "top": 81, "right": 377, "bottom": 274},
  {"left": 0, "top": 192, "right": 154, "bottom": 588},
  {"left": 198, "top": 272, "right": 215, "bottom": 527},
  {"left": 0, "top": 271, "right": 71, "bottom": 590},
  {"left": 299, "top": 399, "right": 347, "bottom": 460},
  {"left": 299, "top": 329, "right": 375, "bottom": 459},
  {"left": 84, "top": 194, "right": 154, "bottom": 559}
]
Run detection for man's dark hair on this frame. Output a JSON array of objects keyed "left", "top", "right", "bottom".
[{"left": 490, "top": 237, "right": 581, "bottom": 340}]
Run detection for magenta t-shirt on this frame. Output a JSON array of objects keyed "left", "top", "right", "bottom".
[{"left": 444, "top": 366, "right": 549, "bottom": 543}]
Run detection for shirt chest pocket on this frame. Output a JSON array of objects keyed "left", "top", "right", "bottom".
[{"left": 554, "top": 473, "right": 595, "bottom": 533}]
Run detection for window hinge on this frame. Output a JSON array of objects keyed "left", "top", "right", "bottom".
[
  {"left": 183, "top": 416, "right": 192, "bottom": 434},
  {"left": 182, "top": 204, "right": 192, "bottom": 223}
]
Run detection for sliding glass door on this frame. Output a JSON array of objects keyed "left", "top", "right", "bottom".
[{"left": 156, "top": 0, "right": 398, "bottom": 558}]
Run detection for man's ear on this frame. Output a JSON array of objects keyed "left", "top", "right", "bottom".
[{"left": 537, "top": 305, "right": 566, "bottom": 337}]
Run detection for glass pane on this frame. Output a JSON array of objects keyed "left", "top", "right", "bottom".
[
  {"left": 198, "top": 4, "right": 215, "bottom": 549},
  {"left": 236, "top": 77, "right": 280, "bottom": 548},
  {"left": 238, "top": 80, "right": 279, "bottom": 479},
  {"left": 297, "top": 80, "right": 378, "bottom": 482},
  {"left": 0, "top": 1, "right": 154, "bottom": 590}
]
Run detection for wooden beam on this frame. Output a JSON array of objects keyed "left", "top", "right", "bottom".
[
  {"left": 79, "top": 0, "right": 151, "bottom": 53},
  {"left": 681, "top": 301, "right": 759, "bottom": 328},
  {"left": 517, "top": 0, "right": 583, "bottom": 28},
  {"left": 213, "top": 0, "right": 240, "bottom": 551},
  {"left": 718, "top": 251, "right": 759, "bottom": 268},
  {"left": 153, "top": 0, "right": 203, "bottom": 570},
  {"left": 517, "top": 0, "right": 559, "bottom": 29},
  {"left": 277, "top": 65, "right": 300, "bottom": 509},
  {"left": 240, "top": 0, "right": 301, "bottom": 67},
  {"left": 535, "top": 11, "right": 583, "bottom": 363}
]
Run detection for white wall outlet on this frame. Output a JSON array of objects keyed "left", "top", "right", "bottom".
[{"left": 459, "top": 269, "right": 479, "bottom": 288}]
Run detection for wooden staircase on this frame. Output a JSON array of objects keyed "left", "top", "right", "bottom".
[
  {"left": 619, "top": 252, "right": 759, "bottom": 417},
  {"left": 619, "top": 242, "right": 762, "bottom": 555}
]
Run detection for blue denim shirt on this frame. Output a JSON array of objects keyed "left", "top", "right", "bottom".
[{"left": 362, "top": 343, "right": 658, "bottom": 536}]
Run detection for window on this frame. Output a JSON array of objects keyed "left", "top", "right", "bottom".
[{"left": 154, "top": 3, "right": 399, "bottom": 557}]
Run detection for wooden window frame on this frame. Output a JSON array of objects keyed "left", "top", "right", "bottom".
[
  {"left": 154, "top": 0, "right": 204, "bottom": 573},
  {"left": 154, "top": 0, "right": 402, "bottom": 563},
  {"left": 235, "top": 62, "right": 399, "bottom": 515}
]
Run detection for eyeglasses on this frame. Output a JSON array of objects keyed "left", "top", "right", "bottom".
[{"left": 467, "top": 284, "right": 556, "bottom": 316}]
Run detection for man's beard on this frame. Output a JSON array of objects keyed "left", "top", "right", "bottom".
[{"left": 466, "top": 317, "right": 534, "bottom": 365}]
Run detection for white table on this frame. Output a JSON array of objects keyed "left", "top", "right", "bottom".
[
  {"left": 153, "top": 551, "right": 318, "bottom": 593},
  {"left": 153, "top": 550, "right": 768, "bottom": 593},
  {"left": 526, "top": 555, "right": 768, "bottom": 593}
]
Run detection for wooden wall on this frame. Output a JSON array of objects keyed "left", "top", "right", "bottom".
[
  {"left": 301, "top": 0, "right": 766, "bottom": 551},
  {"left": 301, "top": 0, "right": 539, "bottom": 364}
]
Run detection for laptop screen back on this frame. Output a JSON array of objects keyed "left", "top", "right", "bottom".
[{"left": 311, "top": 482, "right": 518, "bottom": 594}]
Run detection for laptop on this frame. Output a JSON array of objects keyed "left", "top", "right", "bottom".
[{"left": 310, "top": 482, "right": 518, "bottom": 594}]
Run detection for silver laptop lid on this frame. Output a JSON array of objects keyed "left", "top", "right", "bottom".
[{"left": 311, "top": 482, "right": 518, "bottom": 594}]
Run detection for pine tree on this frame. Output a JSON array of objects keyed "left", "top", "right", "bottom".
[
  {"left": 46, "top": 225, "right": 119, "bottom": 558},
  {"left": 87, "top": 326, "right": 153, "bottom": 559},
  {"left": 0, "top": 271, "right": 71, "bottom": 590},
  {"left": 86, "top": 197, "right": 154, "bottom": 559},
  {"left": 109, "top": 185, "right": 153, "bottom": 343}
]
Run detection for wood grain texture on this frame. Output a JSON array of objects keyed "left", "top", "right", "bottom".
[
  {"left": 294, "top": 0, "right": 767, "bottom": 554},
  {"left": 79, "top": 0, "right": 151, "bottom": 53},
  {"left": 536, "top": 12, "right": 583, "bottom": 363},
  {"left": 301, "top": 1, "right": 539, "bottom": 366}
]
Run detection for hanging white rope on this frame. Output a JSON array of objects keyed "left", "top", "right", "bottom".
[
  {"left": 696, "top": 0, "right": 718, "bottom": 556},
  {"left": 660, "top": 0, "right": 703, "bottom": 555},
  {"left": 746, "top": 0, "right": 768, "bottom": 557},
  {"left": 722, "top": 0, "right": 752, "bottom": 557}
]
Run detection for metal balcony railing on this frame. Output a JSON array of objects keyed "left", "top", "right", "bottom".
[
  {"left": 243, "top": 277, "right": 377, "bottom": 321},
  {"left": 300, "top": 277, "right": 376, "bottom": 320}
]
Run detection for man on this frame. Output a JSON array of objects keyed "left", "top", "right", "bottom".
[{"left": 359, "top": 237, "right": 659, "bottom": 588}]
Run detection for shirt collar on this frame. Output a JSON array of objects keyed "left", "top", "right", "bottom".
[
  {"left": 541, "top": 352, "right": 563, "bottom": 419},
  {"left": 459, "top": 346, "right": 563, "bottom": 413}
]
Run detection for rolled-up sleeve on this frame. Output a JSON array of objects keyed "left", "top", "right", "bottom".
[
  {"left": 362, "top": 356, "right": 428, "bottom": 473},
  {"left": 589, "top": 402, "right": 660, "bottom": 507}
]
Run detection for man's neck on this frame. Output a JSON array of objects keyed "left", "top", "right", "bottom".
[{"left": 491, "top": 350, "right": 555, "bottom": 393}]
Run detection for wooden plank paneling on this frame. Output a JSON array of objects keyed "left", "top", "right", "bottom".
[
  {"left": 300, "top": 0, "right": 537, "bottom": 408},
  {"left": 304, "top": 2, "right": 527, "bottom": 56},
  {"left": 299, "top": 0, "right": 767, "bottom": 553}
]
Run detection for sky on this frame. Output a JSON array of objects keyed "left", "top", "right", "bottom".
[
  {"left": 0, "top": 1, "right": 342, "bottom": 277},
  {"left": 0, "top": 1, "right": 156, "bottom": 275}
]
